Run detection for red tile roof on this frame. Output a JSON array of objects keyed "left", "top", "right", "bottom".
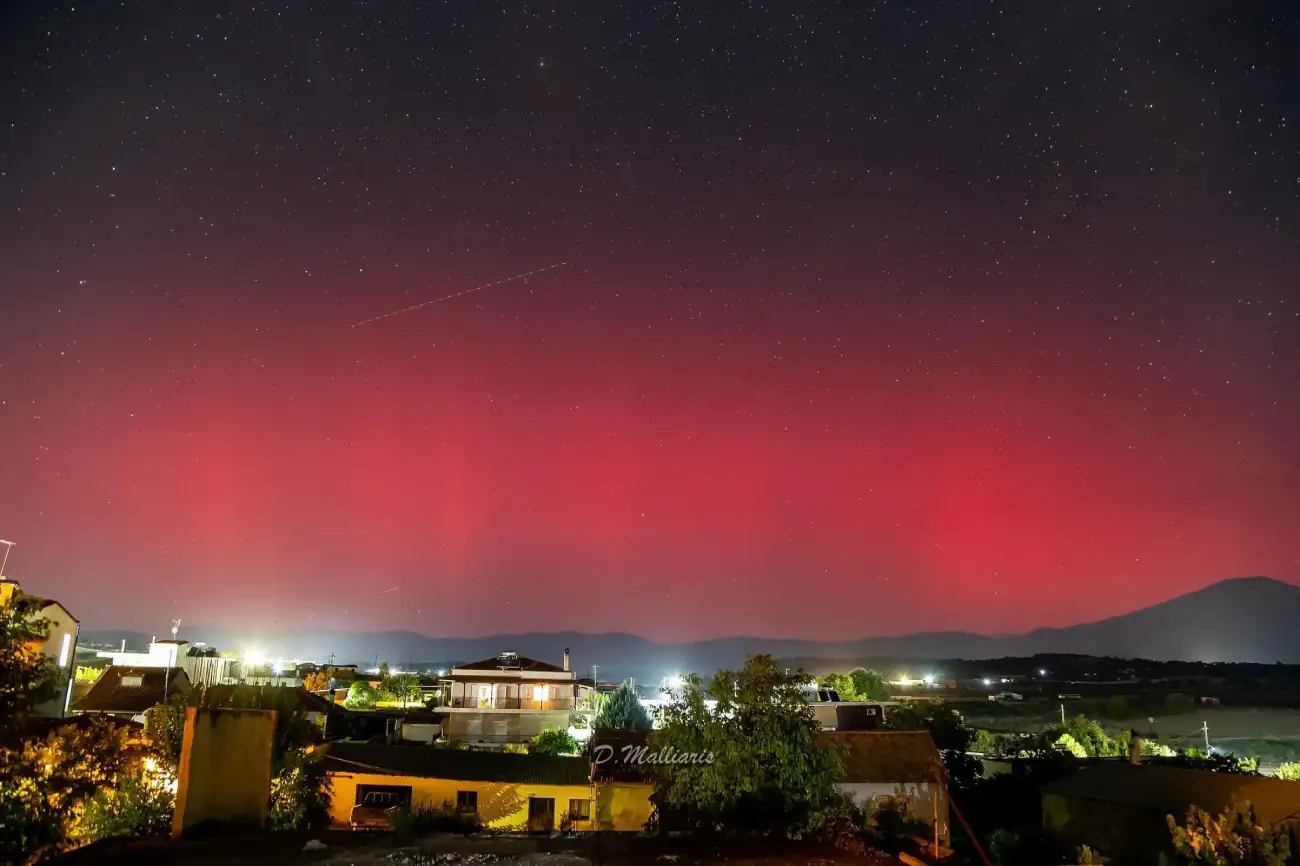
[{"left": 72, "top": 666, "right": 189, "bottom": 714}]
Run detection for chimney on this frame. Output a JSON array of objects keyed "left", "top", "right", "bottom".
[
  {"left": 563, "top": 648, "right": 571, "bottom": 673},
  {"left": 1129, "top": 728, "right": 1142, "bottom": 764}
]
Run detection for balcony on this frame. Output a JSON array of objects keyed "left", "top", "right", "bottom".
[{"left": 448, "top": 697, "right": 575, "bottom": 711}]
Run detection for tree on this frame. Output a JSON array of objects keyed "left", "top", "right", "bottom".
[
  {"left": 0, "top": 590, "right": 58, "bottom": 734},
  {"left": 593, "top": 681, "right": 652, "bottom": 731},
  {"left": 847, "top": 667, "right": 891, "bottom": 701},
  {"left": 884, "top": 700, "right": 983, "bottom": 790},
  {"left": 531, "top": 728, "right": 579, "bottom": 756},
  {"left": 1048, "top": 715, "right": 1118, "bottom": 758},
  {"left": 302, "top": 670, "right": 331, "bottom": 691},
  {"left": 378, "top": 661, "right": 390, "bottom": 682},
  {"left": 387, "top": 673, "right": 423, "bottom": 707},
  {"left": 0, "top": 716, "right": 132, "bottom": 863},
  {"left": 1165, "top": 693, "right": 1195, "bottom": 715},
  {"left": 345, "top": 681, "right": 377, "bottom": 709},
  {"left": 1168, "top": 801, "right": 1289, "bottom": 865},
  {"left": 650, "top": 654, "right": 842, "bottom": 837}
]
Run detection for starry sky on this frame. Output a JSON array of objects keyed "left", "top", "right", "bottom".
[{"left": 1, "top": 2, "right": 1297, "bottom": 643}]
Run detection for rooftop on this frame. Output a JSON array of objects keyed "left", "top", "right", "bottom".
[
  {"left": 72, "top": 665, "right": 189, "bottom": 714},
  {"left": 324, "top": 742, "right": 591, "bottom": 786},
  {"left": 1042, "top": 762, "right": 1300, "bottom": 823},
  {"left": 816, "top": 730, "right": 943, "bottom": 783},
  {"left": 452, "top": 651, "right": 569, "bottom": 675}
]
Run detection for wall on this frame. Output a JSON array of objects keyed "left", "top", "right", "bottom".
[
  {"left": 328, "top": 772, "right": 595, "bottom": 831},
  {"left": 594, "top": 782, "right": 655, "bottom": 831},
  {"left": 172, "top": 707, "right": 277, "bottom": 838},
  {"left": 837, "top": 781, "right": 949, "bottom": 844},
  {"left": 36, "top": 603, "right": 78, "bottom": 718}
]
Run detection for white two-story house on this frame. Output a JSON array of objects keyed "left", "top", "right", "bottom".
[{"left": 438, "top": 650, "right": 595, "bottom": 748}]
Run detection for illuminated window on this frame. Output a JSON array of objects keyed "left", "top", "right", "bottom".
[
  {"left": 58, "top": 633, "right": 71, "bottom": 668},
  {"left": 121, "top": 675, "right": 143, "bottom": 687},
  {"left": 533, "top": 685, "right": 548, "bottom": 702},
  {"left": 568, "top": 798, "right": 590, "bottom": 821}
]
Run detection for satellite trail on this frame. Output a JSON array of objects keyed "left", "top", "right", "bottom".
[{"left": 352, "top": 262, "right": 569, "bottom": 327}]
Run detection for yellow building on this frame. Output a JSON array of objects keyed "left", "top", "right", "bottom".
[{"left": 324, "top": 743, "right": 652, "bottom": 832}]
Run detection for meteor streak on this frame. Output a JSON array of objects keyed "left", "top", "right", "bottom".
[{"left": 352, "top": 262, "right": 569, "bottom": 327}]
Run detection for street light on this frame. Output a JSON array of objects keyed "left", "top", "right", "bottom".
[{"left": 0, "top": 540, "right": 14, "bottom": 576}]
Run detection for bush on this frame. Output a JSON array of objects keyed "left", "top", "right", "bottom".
[
  {"left": 1168, "top": 801, "right": 1289, "bottom": 865},
  {"left": 344, "top": 681, "right": 377, "bottom": 709},
  {"left": 388, "top": 801, "right": 477, "bottom": 837},
  {"left": 268, "top": 747, "right": 332, "bottom": 830},
  {"left": 530, "top": 728, "right": 579, "bottom": 756},
  {"left": 1276, "top": 762, "right": 1300, "bottom": 781},
  {"left": 69, "top": 772, "right": 174, "bottom": 844}
]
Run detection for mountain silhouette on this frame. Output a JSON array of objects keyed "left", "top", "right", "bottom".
[{"left": 81, "top": 576, "right": 1300, "bottom": 679}]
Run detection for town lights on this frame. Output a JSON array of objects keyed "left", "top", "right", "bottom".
[
  {"left": 982, "top": 678, "right": 993, "bottom": 687},
  {"left": 665, "top": 675, "right": 685, "bottom": 690},
  {"left": 244, "top": 648, "right": 266, "bottom": 668}
]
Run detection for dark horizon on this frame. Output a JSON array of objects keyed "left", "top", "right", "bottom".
[{"left": 2, "top": 4, "right": 1297, "bottom": 641}]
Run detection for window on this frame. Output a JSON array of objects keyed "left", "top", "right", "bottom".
[
  {"left": 532, "top": 685, "right": 548, "bottom": 702},
  {"left": 568, "top": 798, "right": 590, "bottom": 821},
  {"left": 355, "top": 784, "right": 412, "bottom": 808},
  {"left": 456, "top": 790, "right": 478, "bottom": 814},
  {"left": 121, "top": 675, "right": 143, "bottom": 687}
]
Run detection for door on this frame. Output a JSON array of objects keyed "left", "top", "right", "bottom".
[
  {"left": 527, "top": 797, "right": 555, "bottom": 833},
  {"left": 476, "top": 683, "right": 494, "bottom": 708}
]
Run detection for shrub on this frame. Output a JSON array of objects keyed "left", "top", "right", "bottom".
[
  {"left": 344, "top": 681, "right": 377, "bottom": 709},
  {"left": 530, "top": 728, "right": 580, "bottom": 756},
  {"left": 268, "top": 747, "right": 332, "bottom": 830},
  {"left": 1275, "top": 762, "right": 1300, "bottom": 781},
  {"left": 388, "top": 801, "right": 477, "bottom": 838},
  {"left": 69, "top": 772, "right": 174, "bottom": 843}
]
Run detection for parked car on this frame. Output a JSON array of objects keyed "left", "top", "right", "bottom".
[{"left": 349, "top": 790, "right": 406, "bottom": 829}]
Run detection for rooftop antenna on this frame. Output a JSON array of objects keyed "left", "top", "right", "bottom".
[{"left": 0, "top": 539, "right": 14, "bottom": 577}]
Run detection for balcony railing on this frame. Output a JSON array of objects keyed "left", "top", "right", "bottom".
[{"left": 448, "top": 697, "right": 576, "bottom": 711}]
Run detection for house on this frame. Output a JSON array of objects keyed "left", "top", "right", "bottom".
[
  {"left": 588, "top": 730, "right": 657, "bottom": 832},
  {"left": 817, "top": 730, "right": 950, "bottom": 845},
  {"left": 96, "top": 638, "right": 239, "bottom": 687},
  {"left": 323, "top": 742, "right": 597, "bottom": 832},
  {"left": 1043, "top": 762, "right": 1300, "bottom": 864},
  {"left": 0, "top": 578, "right": 80, "bottom": 717},
  {"left": 810, "top": 702, "right": 888, "bottom": 731},
  {"left": 438, "top": 650, "right": 596, "bottom": 748},
  {"left": 71, "top": 665, "right": 191, "bottom": 722}
]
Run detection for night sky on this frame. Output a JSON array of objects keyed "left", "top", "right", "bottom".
[{"left": 1, "top": 3, "right": 1297, "bottom": 642}]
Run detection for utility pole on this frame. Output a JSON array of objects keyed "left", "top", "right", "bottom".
[
  {"left": 0, "top": 539, "right": 14, "bottom": 576},
  {"left": 1202, "top": 721, "right": 1210, "bottom": 752},
  {"left": 1060, "top": 704, "right": 1066, "bottom": 726}
]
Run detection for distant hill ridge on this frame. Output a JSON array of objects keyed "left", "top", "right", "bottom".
[{"left": 81, "top": 576, "right": 1300, "bottom": 679}]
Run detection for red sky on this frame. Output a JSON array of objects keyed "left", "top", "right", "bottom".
[{"left": 0, "top": 3, "right": 1296, "bottom": 642}]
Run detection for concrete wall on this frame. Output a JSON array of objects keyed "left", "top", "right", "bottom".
[
  {"left": 328, "top": 771, "right": 596, "bottom": 831},
  {"left": 172, "top": 707, "right": 277, "bottom": 839},
  {"left": 837, "top": 781, "right": 949, "bottom": 844},
  {"left": 594, "top": 782, "right": 655, "bottom": 831}
]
